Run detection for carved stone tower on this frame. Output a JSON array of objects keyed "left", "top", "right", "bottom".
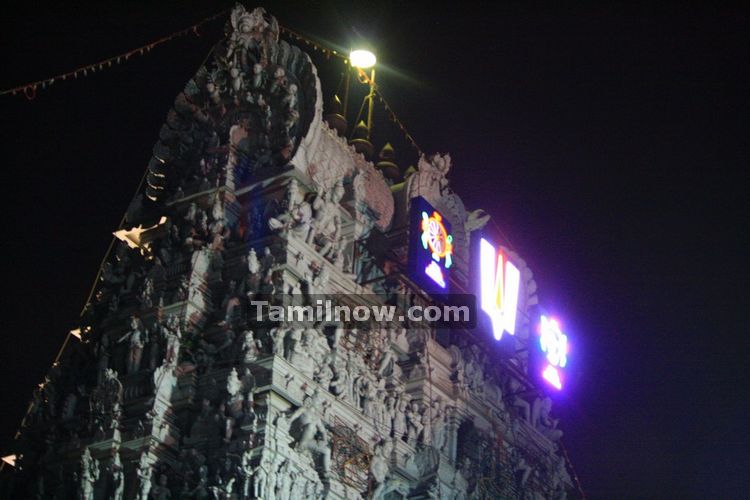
[{"left": 3, "top": 5, "right": 577, "bottom": 499}]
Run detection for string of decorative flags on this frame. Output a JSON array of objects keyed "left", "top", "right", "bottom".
[
  {"left": 354, "top": 67, "right": 424, "bottom": 156},
  {"left": 0, "top": 9, "right": 424, "bottom": 158},
  {"left": 0, "top": 9, "right": 229, "bottom": 99}
]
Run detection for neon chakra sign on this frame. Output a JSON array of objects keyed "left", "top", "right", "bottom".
[
  {"left": 480, "top": 238, "right": 521, "bottom": 340},
  {"left": 539, "top": 315, "right": 568, "bottom": 390},
  {"left": 420, "top": 210, "right": 453, "bottom": 288}
]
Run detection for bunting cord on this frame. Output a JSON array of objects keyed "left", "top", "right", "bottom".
[
  {"left": 1, "top": 10, "right": 424, "bottom": 161},
  {"left": 353, "top": 67, "right": 424, "bottom": 157},
  {"left": 0, "top": 9, "right": 228, "bottom": 99},
  {"left": 560, "top": 440, "right": 587, "bottom": 499}
]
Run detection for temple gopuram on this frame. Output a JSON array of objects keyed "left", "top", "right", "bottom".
[{"left": 2, "top": 5, "right": 578, "bottom": 499}]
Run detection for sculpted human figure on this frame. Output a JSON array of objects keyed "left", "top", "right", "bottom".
[
  {"left": 111, "top": 451, "right": 124, "bottom": 500},
  {"left": 136, "top": 452, "right": 152, "bottom": 500},
  {"left": 189, "top": 465, "right": 210, "bottom": 499},
  {"left": 238, "top": 448, "right": 254, "bottom": 499},
  {"left": 227, "top": 368, "right": 243, "bottom": 402},
  {"left": 421, "top": 407, "right": 432, "bottom": 445},
  {"left": 532, "top": 397, "right": 563, "bottom": 442},
  {"left": 163, "top": 315, "right": 181, "bottom": 367},
  {"left": 306, "top": 187, "right": 328, "bottom": 244},
  {"left": 315, "top": 362, "right": 334, "bottom": 391},
  {"left": 241, "top": 329, "right": 261, "bottom": 363},
  {"left": 361, "top": 379, "right": 377, "bottom": 418},
  {"left": 118, "top": 316, "right": 146, "bottom": 374},
  {"left": 268, "top": 179, "right": 311, "bottom": 237},
  {"left": 287, "top": 327, "right": 304, "bottom": 362},
  {"left": 430, "top": 399, "right": 448, "bottom": 452},
  {"left": 151, "top": 474, "right": 171, "bottom": 500},
  {"left": 275, "top": 461, "right": 293, "bottom": 500},
  {"left": 253, "top": 454, "right": 275, "bottom": 499},
  {"left": 247, "top": 248, "right": 260, "bottom": 274},
  {"left": 329, "top": 356, "right": 350, "bottom": 402},
  {"left": 393, "top": 391, "right": 409, "bottom": 440},
  {"left": 288, "top": 391, "right": 326, "bottom": 451},
  {"left": 79, "top": 448, "right": 98, "bottom": 500},
  {"left": 309, "top": 180, "right": 345, "bottom": 258},
  {"left": 370, "top": 439, "right": 391, "bottom": 498},
  {"left": 507, "top": 377, "right": 531, "bottom": 421},
  {"left": 406, "top": 401, "right": 424, "bottom": 446}
]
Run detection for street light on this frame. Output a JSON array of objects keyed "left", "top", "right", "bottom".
[{"left": 348, "top": 49, "right": 377, "bottom": 139}]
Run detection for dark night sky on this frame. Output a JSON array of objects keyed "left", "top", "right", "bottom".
[{"left": 1, "top": 1, "right": 748, "bottom": 498}]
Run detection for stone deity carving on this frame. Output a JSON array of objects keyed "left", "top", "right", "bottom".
[
  {"left": 136, "top": 452, "right": 152, "bottom": 500},
  {"left": 79, "top": 448, "right": 99, "bottom": 500},
  {"left": 117, "top": 316, "right": 146, "bottom": 374}
]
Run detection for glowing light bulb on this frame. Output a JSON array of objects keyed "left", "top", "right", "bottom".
[{"left": 350, "top": 49, "right": 376, "bottom": 69}]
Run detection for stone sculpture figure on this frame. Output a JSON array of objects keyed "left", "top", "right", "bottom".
[
  {"left": 370, "top": 439, "right": 392, "bottom": 499},
  {"left": 247, "top": 248, "right": 260, "bottom": 275},
  {"left": 189, "top": 465, "right": 210, "bottom": 499},
  {"left": 79, "top": 448, "right": 98, "bottom": 500},
  {"left": 111, "top": 451, "right": 124, "bottom": 500},
  {"left": 288, "top": 391, "right": 332, "bottom": 477},
  {"left": 238, "top": 448, "right": 254, "bottom": 499},
  {"left": 306, "top": 187, "right": 328, "bottom": 244},
  {"left": 393, "top": 391, "right": 409, "bottom": 441},
  {"left": 118, "top": 315, "right": 146, "bottom": 374},
  {"left": 286, "top": 327, "right": 303, "bottom": 362},
  {"left": 314, "top": 361, "right": 334, "bottom": 391},
  {"left": 275, "top": 461, "right": 294, "bottom": 500},
  {"left": 251, "top": 454, "right": 272, "bottom": 500},
  {"left": 151, "top": 474, "right": 171, "bottom": 500},
  {"left": 163, "top": 315, "right": 181, "bottom": 367},
  {"left": 431, "top": 399, "right": 448, "bottom": 453},
  {"left": 406, "top": 401, "right": 424, "bottom": 447},
  {"left": 532, "top": 397, "right": 563, "bottom": 442},
  {"left": 241, "top": 329, "right": 261, "bottom": 362},
  {"left": 308, "top": 180, "right": 345, "bottom": 260},
  {"left": 507, "top": 377, "right": 531, "bottom": 422},
  {"left": 289, "top": 392, "right": 325, "bottom": 450},
  {"left": 268, "top": 179, "right": 312, "bottom": 238},
  {"left": 227, "top": 367, "right": 243, "bottom": 402},
  {"left": 421, "top": 407, "right": 433, "bottom": 445},
  {"left": 136, "top": 452, "right": 153, "bottom": 500}
]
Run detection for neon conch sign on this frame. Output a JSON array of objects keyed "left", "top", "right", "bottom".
[
  {"left": 421, "top": 210, "right": 453, "bottom": 288},
  {"left": 480, "top": 238, "right": 521, "bottom": 340},
  {"left": 539, "top": 315, "right": 568, "bottom": 390}
]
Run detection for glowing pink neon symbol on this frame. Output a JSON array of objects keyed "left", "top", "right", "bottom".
[
  {"left": 424, "top": 261, "right": 447, "bottom": 288},
  {"left": 542, "top": 365, "right": 562, "bottom": 390},
  {"left": 539, "top": 315, "right": 568, "bottom": 390},
  {"left": 480, "top": 238, "right": 521, "bottom": 340}
]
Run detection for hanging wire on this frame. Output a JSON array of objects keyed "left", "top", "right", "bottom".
[
  {"left": 1, "top": 8, "right": 425, "bottom": 161},
  {"left": 490, "top": 217, "right": 518, "bottom": 255},
  {"left": 2, "top": 17, "right": 227, "bottom": 453},
  {"left": 353, "top": 68, "right": 424, "bottom": 157},
  {"left": 560, "top": 440, "right": 587, "bottom": 499},
  {"left": 0, "top": 9, "right": 228, "bottom": 99}
]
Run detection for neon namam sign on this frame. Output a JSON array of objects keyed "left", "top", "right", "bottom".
[
  {"left": 420, "top": 209, "right": 453, "bottom": 288},
  {"left": 539, "top": 315, "right": 568, "bottom": 390},
  {"left": 479, "top": 238, "right": 521, "bottom": 340}
]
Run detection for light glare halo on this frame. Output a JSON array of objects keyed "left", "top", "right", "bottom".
[{"left": 350, "top": 49, "right": 376, "bottom": 68}]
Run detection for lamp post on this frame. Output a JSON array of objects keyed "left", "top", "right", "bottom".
[{"left": 349, "top": 49, "right": 376, "bottom": 139}]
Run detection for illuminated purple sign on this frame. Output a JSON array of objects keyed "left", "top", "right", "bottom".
[
  {"left": 408, "top": 197, "right": 453, "bottom": 294},
  {"left": 538, "top": 315, "right": 568, "bottom": 390},
  {"left": 479, "top": 238, "right": 521, "bottom": 340}
]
